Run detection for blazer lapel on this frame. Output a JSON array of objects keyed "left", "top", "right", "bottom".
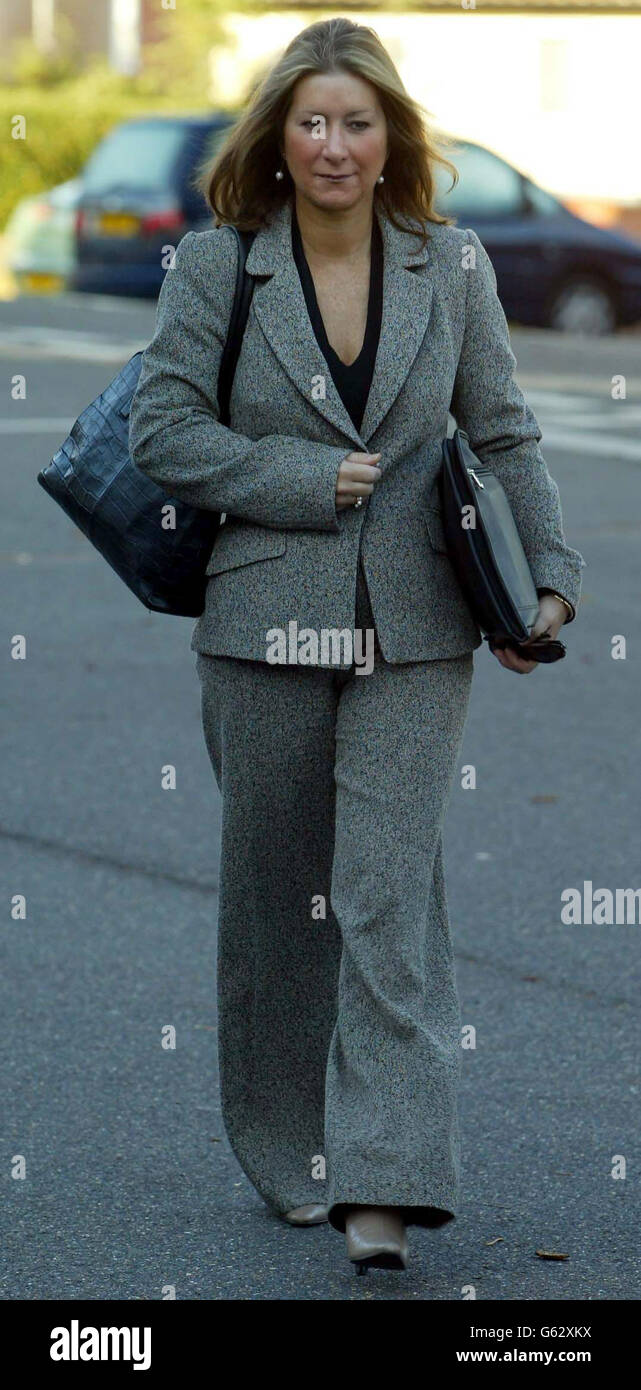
[
  {"left": 359, "top": 215, "right": 432, "bottom": 444},
  {"left": 246, "top": 200, "right": 362, "bottom": 447},
  {"left": 244, "top": 195, "right": 434, "bottom": 454}
]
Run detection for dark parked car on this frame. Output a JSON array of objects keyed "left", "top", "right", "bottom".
[
  {"left": 435, "top": 139, "right": 641, "bottom": 333},
  {"left": 71, "top": 114, "right": 234, "bottom": 297},
  {"left": 71, "top": 117, "right": 641, "bottom": 333}
]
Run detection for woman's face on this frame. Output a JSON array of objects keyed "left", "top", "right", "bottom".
[{"left": 282, "top": 69, "right": 388, "bottom": 213}]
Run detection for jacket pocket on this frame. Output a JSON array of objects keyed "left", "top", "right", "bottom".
[
  {"left": 206, "top": 522, "right": 288, "bottom": 576},
  {"left": 425, "top": 506, "right": 449, "bottom": 556}
]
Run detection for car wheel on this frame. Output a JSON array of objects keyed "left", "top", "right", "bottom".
[{"left": 548, "top": 276, "right": 617, "bottom": 334}]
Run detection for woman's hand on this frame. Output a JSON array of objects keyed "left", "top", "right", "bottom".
[
  {"left": 492, "top": 594, "right": 568, "bottom": 675},
  {"left": 335, "top": 452, "right": 382, "bottom": 510}
]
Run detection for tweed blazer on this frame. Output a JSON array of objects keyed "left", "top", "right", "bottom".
[{"left": 128, "top": 194, "right": 586, "bottom": 666}]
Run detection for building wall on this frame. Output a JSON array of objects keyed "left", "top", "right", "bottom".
[
  {"left": 56, "top": 0, "right": 111, "bottom": 54},
  {"left": 208, "top": 9, "right": 641, "bottom": 205},
  {"left": 0, "top": 0, "right": 32, "bottom": 78}
]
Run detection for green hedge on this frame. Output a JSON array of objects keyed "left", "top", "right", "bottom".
[{"left": 0, "top": 65, "right": 234, "bottom": 230}]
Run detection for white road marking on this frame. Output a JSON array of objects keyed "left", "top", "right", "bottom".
[
  {"left": 541, "top": 429, "right": 641, "bottom": 460},
  {"left": 527, "top": 389, "right": 641, "bottom": 427},
  {"left": 521, "top": 385, "right": 641, "bottom": 458},
  {"left": 0, "top": 325, "right": 144, "bottom": 362},
  {"left": 0, "top": 419, "right": 74, "bottom": 432}
]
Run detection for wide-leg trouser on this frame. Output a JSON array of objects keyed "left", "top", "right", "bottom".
[{"left": 195, "top": 576, "right": 474, "bottom": 1233}]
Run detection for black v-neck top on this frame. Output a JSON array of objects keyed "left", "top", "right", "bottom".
[{"left": 291, "top": 206, "right": 383, "bottom": 435}]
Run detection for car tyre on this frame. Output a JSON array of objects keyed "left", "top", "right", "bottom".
[{"left": 548, "top": 275, "right": 618, "bottom": 334}]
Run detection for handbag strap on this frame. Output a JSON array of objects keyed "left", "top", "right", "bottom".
[{"left": 217, "top": 225, "right": 257, "bottom": 428}]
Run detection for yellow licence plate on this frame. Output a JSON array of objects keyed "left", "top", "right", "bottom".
[
  {"left": 22, "top": 272, "right": 64, "bottom": 293},
  {"left": 98, "top": 212, "right": 141, "bottom": 236}
]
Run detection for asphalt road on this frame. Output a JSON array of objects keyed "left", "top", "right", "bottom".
[{"left": 1, "top": 293, "right": 640, "bottom": 1301}]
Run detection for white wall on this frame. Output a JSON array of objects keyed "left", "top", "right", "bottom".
[{"left": 209, "top": 10, "right": 641, "bottom": 204}]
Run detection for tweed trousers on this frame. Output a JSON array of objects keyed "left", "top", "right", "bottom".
[{"left": 195, "top": 563, "right": 474, "bottom": 1233}]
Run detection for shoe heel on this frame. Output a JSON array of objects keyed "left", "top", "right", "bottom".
[
  {"left": 351, "top": 1251, "right": 407, "bottom": 1274},
  {"left": 345, "top": 1206, "right": 409, "bottom": 1273}
]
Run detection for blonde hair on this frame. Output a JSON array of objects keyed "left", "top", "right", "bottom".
[{"left": 193, "top": 16, "right": 459, "bottom": 249}]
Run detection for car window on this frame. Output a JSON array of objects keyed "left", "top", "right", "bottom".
[
  {"left": 183, "top": 125, "right": 231, "bottom": 205},
  {"left": 200, "top": 126, "right": 230, "bottom": 161},
  {"left": 435, "top": 145, "right": 525, "bottom": 218},
  {"left": 82, "top": 124, "right": 186, "bottom": 194},
  {"left": 49, "top": 179, "right": 83, "bottom": 207},
  {"left": 523, "top": 180, "right": 563, "bottom": 216}
]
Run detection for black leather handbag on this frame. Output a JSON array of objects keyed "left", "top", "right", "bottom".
[
  {"left": 37, "top": 227, "right": 256, "bottom": 618},
  {"left": 439, "top": 427, "right": 566, "bottom": 663}
]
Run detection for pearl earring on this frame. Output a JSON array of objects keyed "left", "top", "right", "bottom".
[
  {"left": 275, "top": 169, "right": 284, "bottom": 181},
  {"left": 377, "top": 174, "right": 384, "bottom": 184}
]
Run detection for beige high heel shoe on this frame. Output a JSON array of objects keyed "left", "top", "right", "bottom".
[
  {"left": 283, "top": 1204, "right": 328, "bottom": 1225},
  {"left": 345, "top": 1205, "right": 409, "bottom": 1273}
]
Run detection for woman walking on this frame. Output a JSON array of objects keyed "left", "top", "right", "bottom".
[{"left": 129, "top": 17, "right": 585, "bottom": 1273}]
